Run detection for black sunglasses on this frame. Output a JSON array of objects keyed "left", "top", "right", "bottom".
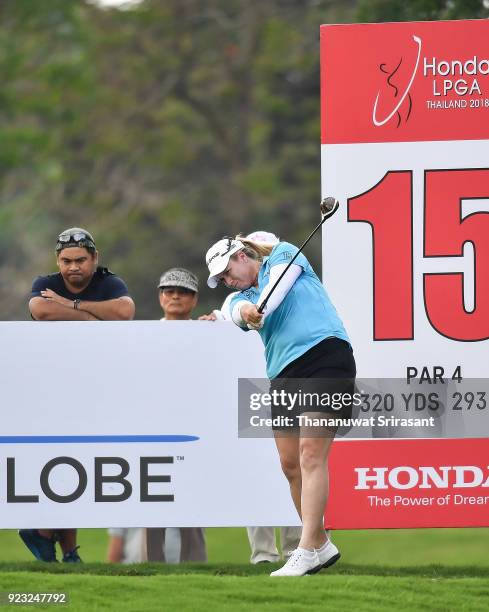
[{"left": 56, "top": 231, "right": 96, "bottom": 252}]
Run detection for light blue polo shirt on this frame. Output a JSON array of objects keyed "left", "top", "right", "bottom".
[{"left": 230, "top": 241, "right": 350, "bottom": 379}]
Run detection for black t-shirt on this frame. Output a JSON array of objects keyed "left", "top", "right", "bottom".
[{"left": 30, "top": 267, "right": 130, "bottom": 301}]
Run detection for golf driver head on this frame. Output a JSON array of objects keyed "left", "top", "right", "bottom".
[{"left": 320, "top": 196, "right": 340, "bottom": 219}]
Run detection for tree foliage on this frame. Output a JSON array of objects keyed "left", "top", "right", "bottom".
[
  {"left": 0, "top": 0, "right": 486, "bottom": 319},
  {"left": 357, "top": 0, "right": 489, "bottom": 22}
]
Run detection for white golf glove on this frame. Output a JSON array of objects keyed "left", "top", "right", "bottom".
[{"left": 247, "top": 319, "right": 264, "bottom": 331}]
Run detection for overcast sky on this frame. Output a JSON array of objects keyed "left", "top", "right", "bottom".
[{"left": 90, "top": 0, "right": 143, "bottom": 9}]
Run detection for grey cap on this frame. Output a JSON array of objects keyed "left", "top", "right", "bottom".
[{"left": 158, "top": 268, "right": 199, "bottom": 293}]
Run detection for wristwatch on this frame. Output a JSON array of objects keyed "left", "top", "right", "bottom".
[{"left": 73, "top": 299, "right": 81, "bottom": 310}]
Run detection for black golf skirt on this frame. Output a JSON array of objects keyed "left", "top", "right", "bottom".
[{"left": 270, "top": 336, "right": 356, "bottom": 431}]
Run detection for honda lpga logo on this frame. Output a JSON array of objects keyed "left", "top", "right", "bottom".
[
  {"left": 372, "top": 34, "right": 422, "bottom": 128},
  {"left": 355, "top": 466, "right": 489, "bottom": 490}
]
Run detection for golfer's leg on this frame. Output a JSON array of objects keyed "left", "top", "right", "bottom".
[
  {"left": 298, "top": 430, "right": 335, "bottom": 550},
  {"left": 273, "top": 433, "right": 302, "bottom": 517}
]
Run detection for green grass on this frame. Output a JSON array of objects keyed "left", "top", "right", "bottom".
[
  {"left": 1, "top": 528, "right": 488, "bottom": 610},
  {"left": 1, "top": 567, "right": 488, "bottom": 612}
]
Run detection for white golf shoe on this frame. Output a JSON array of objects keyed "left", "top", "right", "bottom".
[
  {"left": 270, "top": 547, "right": 322, "bottom": 577},
  {"left": 316, "top": 539, "right": 341, "bottom": 569}
]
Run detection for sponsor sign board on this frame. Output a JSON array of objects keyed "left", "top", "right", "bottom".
[{"left": 321, "top": 19, "right": 489, "bottom": 527}]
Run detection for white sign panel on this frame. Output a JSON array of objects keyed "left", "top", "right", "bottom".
[{"left": 0, "top": 322, "right": 299, "bottom": 528}]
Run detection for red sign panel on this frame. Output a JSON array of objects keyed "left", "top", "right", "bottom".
[
  {"left": 321, "top": 20, "right": 489, "bottom": 144},
  {"left": 327, "top": 439, "right": 489, "bottom": 528}
]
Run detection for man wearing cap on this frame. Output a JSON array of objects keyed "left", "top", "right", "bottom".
[
  {"left": 145, "top": 267, "right": 207, "bottom": 563},
  {"left": 28, "top": 227, "right": 135, "bottom": 322},
  {"left": 157, "top": 268, "right": 199, "bottom": 321},
  {"left": 19, "top": 227, "right": 135, "bottom": 563}
]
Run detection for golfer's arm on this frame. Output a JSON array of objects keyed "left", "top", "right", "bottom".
[
  {"left": 257, "top": 263, "right": 302, "bottom": 317},
  {"left": 231, "top": 301, "right": 253, "bottom": 328},
  {"left": 29, "top": 297, "right": 98, "bottom": 321},
  {"left": 78, "top": 296, "right": 135, "bottom": 321}
]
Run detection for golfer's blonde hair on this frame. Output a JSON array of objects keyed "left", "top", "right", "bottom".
[{"left": 234, "top": 235, "right": 275, "bottom": 259}]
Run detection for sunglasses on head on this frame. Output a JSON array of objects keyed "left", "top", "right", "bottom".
[{"left": 56, "top": 231, "right": 96, "bottom": 251}]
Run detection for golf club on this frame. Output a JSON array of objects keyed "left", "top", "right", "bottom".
[{"left": 256, "top": 196, "right": 339, "bottom": 315}]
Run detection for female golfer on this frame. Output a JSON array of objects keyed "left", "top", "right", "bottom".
[{"left": 205, "top": 235, "right": 355, "bottom": 576}]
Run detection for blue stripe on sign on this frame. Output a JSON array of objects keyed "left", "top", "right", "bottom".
[{"left": 0, "top": 435, "right": 199, "bottom": 444}]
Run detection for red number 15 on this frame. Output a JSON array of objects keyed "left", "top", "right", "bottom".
[{"left": 348, "top": 168, "right": 489, "bottom": 342}]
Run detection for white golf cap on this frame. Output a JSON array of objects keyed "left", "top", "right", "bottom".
[
  {"left": 206, "top": 238, "right": 245, "bottom": 288},
  {"left": 246, "top": 230, "right": 279, "bottom": 245}
]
